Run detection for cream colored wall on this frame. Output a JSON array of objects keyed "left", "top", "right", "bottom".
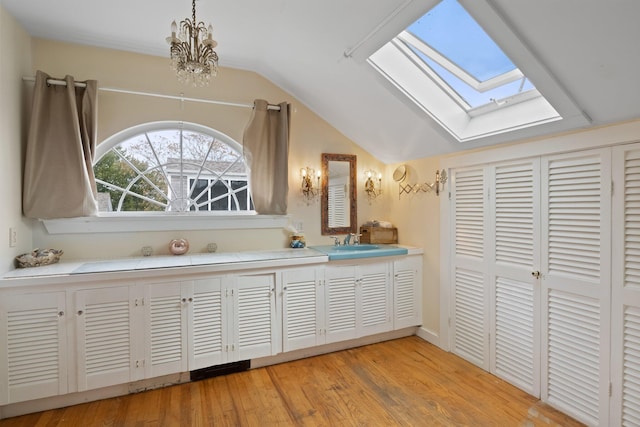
[
  {"left": 0, "top": 5, "right": 34, "bottom": 273},
  {"left": 385, "top": 158, "right": 444, "bottom": 339},
  {"left": 27, "top": 39, "right": 387, "bottom": 260}
]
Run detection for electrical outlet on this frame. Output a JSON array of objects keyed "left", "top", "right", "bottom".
[
  {"left": 296, "top": 221, "right": 304, "bottom": 232},
  {"left": 9, "top": 227, "right": 17, "bottom": 248}
]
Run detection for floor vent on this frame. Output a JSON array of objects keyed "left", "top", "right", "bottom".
[{"left": 190, "top": 360, "right": 250, "bottom": 381}]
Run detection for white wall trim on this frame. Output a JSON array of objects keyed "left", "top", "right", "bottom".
[
  {"left": 416, "top": 326, "right": 440, "bottom": 348},
  {"left": 441, "top": 120, "right": 640, "bottom": 170},
  {"left": 41, "top": 213, "right": 290, "bottom": 234}
]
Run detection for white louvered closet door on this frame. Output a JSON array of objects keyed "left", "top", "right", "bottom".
[
  {"left": 450, "top": 166, "right": 490, "bottom": 370},
  {"left": 488, "top": 159, "right": 541, "bottom": 397},
  {"left": 611, "top": 143, "right": 640, "bottom": 427},
  {"left": 541, "top": 149, "right": 611, "bottom": 427}
]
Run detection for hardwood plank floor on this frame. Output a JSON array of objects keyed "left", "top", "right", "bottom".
[{"left": 0, "top": 337, "right": 584, "bottom": 426}]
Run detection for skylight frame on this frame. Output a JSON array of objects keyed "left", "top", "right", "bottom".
[{"left": 364, "top": 0, "right": 590, "bottom": 144}]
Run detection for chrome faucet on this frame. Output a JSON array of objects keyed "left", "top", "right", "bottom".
[
  {"left": 329, "top": 236, "right": 341, "bottom": 246},
  {"left": 353, "top": 233, "right": 362, "bottom": 245},
  {"left": 343, "top": 233, "right": 354, "bottom": 246}
]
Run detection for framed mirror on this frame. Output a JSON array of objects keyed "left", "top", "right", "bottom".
[{"left": 321, "top": 153, "right": 357, "bottom": 235}]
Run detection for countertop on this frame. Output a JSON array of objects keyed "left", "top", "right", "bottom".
[{"left": 1, "top": 246, "right": 423, "bottom": 287}]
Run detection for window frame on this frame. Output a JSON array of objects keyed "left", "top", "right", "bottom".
[{"left": 41, "top": 121, "right": 288, "bottom": 234}]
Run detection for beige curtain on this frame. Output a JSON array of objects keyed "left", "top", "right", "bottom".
[
  {"left": 242, "top": 99, "right": 290, "bottom": 215},
  {"left": 23, "top": 70, "right": 99, "bottom": 218}
]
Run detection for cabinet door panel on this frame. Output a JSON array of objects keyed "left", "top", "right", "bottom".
[
  {"left": 325, "top": 265, "right": 358, "bottom": 343},
  {"left": 394, "top": 256, "right": 422, "bottom": 329},
  {"left": 0, "top": 292, "right": 67, "bottom": 404},
  {"left": 282, "top": 268, "right": 323, "bottom": 352},
  {"left": 145, "top": 282, "right": 188, "bottom": 378},
  {"left": 359, "top": 262, "right": 392, "bottom": 336},
  {"left": 76, "top": 286, "right": 135, "bottom": 391},
  {"left": 190, "top": 278, "right": 225, "bottom": 370},
  {"left": 235, "top": 274, "right": 277, "bottom": 360}
]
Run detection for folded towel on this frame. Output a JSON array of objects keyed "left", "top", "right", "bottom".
[{"left": 362, "top": 220, "right": 394, "bottom": 228}]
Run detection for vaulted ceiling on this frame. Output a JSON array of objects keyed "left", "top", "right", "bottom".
[{"left": 3, "top": 0, "right": 640, "bottom": 163}]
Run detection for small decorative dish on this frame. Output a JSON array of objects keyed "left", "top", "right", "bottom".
[{"left": 15, "top": 248, "right": 64, "bottom": 268}]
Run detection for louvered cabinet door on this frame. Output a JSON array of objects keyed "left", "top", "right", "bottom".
[
  {"left": 282, "top": 267, "right": 324, "bottom": 352},
  {"left": 234, "top": 274, "right": 278, "bottom": 360},
  {"left": 144, "top": 281, "right": 188, "bottom": 378},
  {"left": 0, "top": 291, "right": 67, "bottom": 404},
  {"left": 611, "top": 143, "right": 640, "bottom": 427},
  {"left": 488, "top": 159, "right": 541, "bottom": 397},
  {"left": 75, "top": 285, "right": 139, "bottom": 391},
  {"left": 541, "top": 149, "right": 611, "bottom": 427},
  {"left": 324, "top": 265, "right": 358, "bottom": 344},
  {"left": 189, "top": 278, "right": 226, "bottom": 370},
  {"left": 393, "top": 255, "right": 422, "bottom": 330},
  {"left": 450, "top": 166, "right": 490, "bottom": 369},
  {"left": 358, "top": 261, "right": 393, "bottom": 336}
]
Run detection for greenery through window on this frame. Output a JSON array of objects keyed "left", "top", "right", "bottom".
[{"left": 94, "top": 122, "right": 253, "bottom": 213}]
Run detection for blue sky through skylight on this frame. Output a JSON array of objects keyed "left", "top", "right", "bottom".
[{"left": 407, "top": 0, "right": 515, "bottom": 82}]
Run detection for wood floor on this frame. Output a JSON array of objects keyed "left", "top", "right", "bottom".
[{"left": 0, "top": 336, "right": 583, "bottom": 427}]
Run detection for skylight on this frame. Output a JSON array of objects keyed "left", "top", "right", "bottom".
[{"left": 367, "top": 0, "right": 567, "bottom": 143}]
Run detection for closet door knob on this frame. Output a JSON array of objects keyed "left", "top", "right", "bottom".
[{"left": 531, "top": 271, "right": 541, "bottom": 279}]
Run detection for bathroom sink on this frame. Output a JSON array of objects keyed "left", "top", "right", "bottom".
[
  {"left": 334, "top": 244, "right": 379, "bottom": 251},
  {"left": 309, "top": 244, "right": 408, "bottom": 260}
]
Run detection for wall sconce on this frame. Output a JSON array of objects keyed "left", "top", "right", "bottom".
[
  {"left": 393, "top": 165, "right": 448, "bottom": 198},
  {"left": 364, "top": 170, "right": 382, "bottom": 202},
  {"left": 300, "top": 166, "right": 321, "bottom": 204}
]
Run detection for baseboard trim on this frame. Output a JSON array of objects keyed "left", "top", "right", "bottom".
[{"left": 416, "top": 326, "right": 440, "bottom": 348}]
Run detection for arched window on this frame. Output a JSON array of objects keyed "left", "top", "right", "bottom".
[{"left": 94, "top": 122, "right": 253, "bottom": 213}]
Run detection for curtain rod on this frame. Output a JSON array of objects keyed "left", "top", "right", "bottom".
[{"left": 22, "top": 76, "right": 281, "bottom": 111}]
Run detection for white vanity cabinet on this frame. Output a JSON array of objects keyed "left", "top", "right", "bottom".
[
  {"left": 393, "top": 255, "right": 422, "bottom": 329},
  {"left": 0, "top": 250, "right": 421, "bottom": 414},
  {"left": 0, "top": 290, "right": 68, "bottom": 405},
  {"left": 280, "top": 260, "right": 397, "bottom": 351},
  {"left": 143, "top": 272, "right": 278, "bottom": 378},
  {"left": 324, "top": 261, "right": 393, "bottom": 344}
]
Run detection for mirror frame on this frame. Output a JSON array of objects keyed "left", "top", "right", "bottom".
[{"left": 321, "top": 153, "right": 357, "bottom": 235}]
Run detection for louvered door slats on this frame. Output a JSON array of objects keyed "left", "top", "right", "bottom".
[
  {"left": 455, "top": 168, "right": 485, "bottom": 259},
  {"left": 612, "top": 145, "right": 640, "bottom": 426},
  {"left": 454, "top": 268, "right": 485, "bottom": 364},
  {"left": 328, "top": 277, "right": 356, "bottom": 332},
  {"left": 542, "top": 150, "right": 610, "bottom": 426},
  {"left": 1, "top": 292, "right": 67, "bottom": 404},
  {"left": 285, "top": 280, "right": 316, "bottom": 338},
  {"left": 451, "top": 166, "right": 489, "bottom": 369},
  {"left": 238, "top": 287, "right": 271, "bottom": 347},
  {"left": 190, "top": 278, "right": 224, "bottom": 371},
  {"left": 235, "top": 274, "right": 276, "bottom": 360},
  {"left": 359, "top": 263, "right": 392, "bottom": 335},
  {"left": 547, "top": 155, "right": 602, "bottom": 284}
]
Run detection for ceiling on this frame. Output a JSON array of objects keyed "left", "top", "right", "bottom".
[{"left": 3, "top": 0, "right": 640, "bottom": 163}]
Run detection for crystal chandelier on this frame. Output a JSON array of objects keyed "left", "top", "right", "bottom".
[{"left": 166, "top": 0, "right": 219, "bottom": 86}]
